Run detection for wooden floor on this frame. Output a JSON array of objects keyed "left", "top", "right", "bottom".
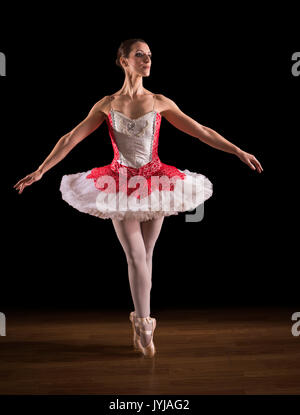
[{"left": 0, "top": 307, "right": 299, "bottom": 394}]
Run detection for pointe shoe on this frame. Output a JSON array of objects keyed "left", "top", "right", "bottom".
[
  {"left": 136, "top": 316, "right": 157, "bottom": 358},
  {"left": 129, "top": 311, "right": 142, "bottom": 350}
]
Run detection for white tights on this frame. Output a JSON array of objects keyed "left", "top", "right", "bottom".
[{"left": 112, "top": 216, "right": 164, "bottom": 318}]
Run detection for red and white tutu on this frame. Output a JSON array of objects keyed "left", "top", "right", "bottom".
[{"left": 60, "top": 108, "right": 213, "bottom": 222}]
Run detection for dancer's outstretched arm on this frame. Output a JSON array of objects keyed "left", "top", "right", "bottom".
[
  {"left": 14, "top": 97, "right": 109, "bottom": 194},
  {"left": 158, "top": 95, "right": 263, "bottom": 173}
]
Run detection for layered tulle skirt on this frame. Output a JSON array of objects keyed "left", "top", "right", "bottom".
[{"left": 59, "top": 161, "right": 213, "bottom": 222}]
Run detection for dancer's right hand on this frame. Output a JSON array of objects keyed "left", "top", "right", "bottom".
[{"left": 13, "top": 169, "right": 44, "bottom": 194}]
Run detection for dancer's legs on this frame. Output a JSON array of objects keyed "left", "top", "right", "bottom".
[
  {"left": 140, "top": 216, "right": 164, "bottom": 289},
  {"left": 112, "top": 218, "right": 151, "bottom": 318},
  {"left": 112, "top": 216, "right": 164, "bottom": 347}
]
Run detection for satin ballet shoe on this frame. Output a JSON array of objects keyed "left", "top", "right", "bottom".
[
  {"left": 129, "top": 311, "right": 142, "bottom": 350},
  {"left": 136, "top": 316, "right": 157, "bottom": 358}
]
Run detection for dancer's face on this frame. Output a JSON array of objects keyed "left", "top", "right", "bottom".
[{"left": 121, "top": 42, "right": 152, "bottom": 77}]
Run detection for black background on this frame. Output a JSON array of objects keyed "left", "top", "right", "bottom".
[{"left": 1, "top": 7, "right": 299, "bottom": 311}]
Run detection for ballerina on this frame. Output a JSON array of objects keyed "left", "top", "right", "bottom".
[{"left": 14, "top": 38, "right": 263, "bottom": 357}]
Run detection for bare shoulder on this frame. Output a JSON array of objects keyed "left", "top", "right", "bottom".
[
  {"left": 91, "top": 95, "right": 113, "bottom": 117},
  {"left": 155, "top": 94, "right": 181, "bottom": 116}
]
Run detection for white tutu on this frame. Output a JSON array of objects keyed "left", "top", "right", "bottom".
[{"left": 59, "top": 168, "right": 213, "bottom": 222}]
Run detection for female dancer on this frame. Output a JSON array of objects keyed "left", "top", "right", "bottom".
[{"left": 14, "top": 38, "right": 263, "bottom": 358}]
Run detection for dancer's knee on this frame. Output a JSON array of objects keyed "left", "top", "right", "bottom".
[{"left": 126, "top": 248, "right": 147, "bottom": 267}]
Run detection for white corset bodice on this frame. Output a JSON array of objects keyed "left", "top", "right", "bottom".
[{"left": 109, "top": 109, "right": 158, "bottom": 168}]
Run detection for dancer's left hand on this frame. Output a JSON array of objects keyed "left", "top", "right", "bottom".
[{"left": 236, "top": 150, "right": 263, "bottom": 173}]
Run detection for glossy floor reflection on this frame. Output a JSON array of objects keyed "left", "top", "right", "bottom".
[{"left": 0, "top": 307, "right": 299, "bottom": 394}]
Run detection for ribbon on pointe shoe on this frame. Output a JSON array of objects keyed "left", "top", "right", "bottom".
[{"left": 136, "top": 316, "right": 153, "bottom": 334}]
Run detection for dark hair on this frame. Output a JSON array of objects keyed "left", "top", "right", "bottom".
[{"left": 116, "top": 38, "right": 147, "bottom": 72}]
